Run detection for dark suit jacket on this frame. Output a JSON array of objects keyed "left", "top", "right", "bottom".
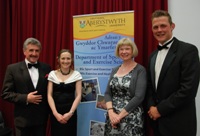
[
  {"left": 146, "top": 37, "right": 200, "bottom": 136},
  {"left": 1, "top": 61, "right": 51, "bottom": 127}
]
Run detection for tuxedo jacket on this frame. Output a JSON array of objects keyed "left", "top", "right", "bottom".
[
  {"left": 1, "top": 61, "right": 51, "bottom": 127},
  {"left": 146, "top": 37, "right": 200, "bottom": 136}
]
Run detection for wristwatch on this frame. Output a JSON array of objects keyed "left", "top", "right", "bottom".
[{"left": 69, "top": 111, "right": 74, "bottom": 115}]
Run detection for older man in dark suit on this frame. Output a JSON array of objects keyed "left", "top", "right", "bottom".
[
  {"left": 146, "top": 10, "right": 200, "bottom": 136},
  {"left": 1, "top": 37, "right": 51, "bottom": 136}
]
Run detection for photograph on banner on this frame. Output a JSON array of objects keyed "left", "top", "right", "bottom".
[
  {"left": 90, "top": 120, "right": 105, "bottom": 136},
  {"left": 81, "top": 77, "right": 100, "bottom": 102},
  {"left": 96, "top": 94, "right": 107, "bottom": 111}
]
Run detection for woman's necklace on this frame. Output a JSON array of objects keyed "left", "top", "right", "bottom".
[
  {"left": 60, "top": 69, "right": 70, "bottom": 75},
  {"left": 122, "top": 65, "right": 128, "bottom": 72},
  {"left": 122, "top": 66, "right": 126, "bottom": 72},
  {"left": 121, "top": 62, "right": 136, "bottom": 72}
]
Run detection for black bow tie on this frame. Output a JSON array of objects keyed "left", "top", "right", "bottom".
[
  {"left": 157, "top": 38, "right": 174, "bottom": 51},
  {"left": 28, "top": 63, "right": 38, "bottom": 69}
]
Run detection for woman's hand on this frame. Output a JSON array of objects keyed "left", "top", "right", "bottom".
[
  {"left": 63, "top": 112, "right": 73, "bottom": 122},
  {"left": 54, "top": 112, "right": 67, "bottom": 124},
  {"left": 108, "top": 110, "right": 121, "bottom": 128}
]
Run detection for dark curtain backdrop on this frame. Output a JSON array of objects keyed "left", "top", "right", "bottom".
[{"left": 0, "top": 0, "right": 168, "bottom": 135}]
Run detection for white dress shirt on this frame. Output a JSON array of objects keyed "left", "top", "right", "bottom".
[
  {"left": 155, "top": 37, "right": 174, "bottom": 88},
  {"left": 25, "top": 59, "right": 39, "bottom": 89}
]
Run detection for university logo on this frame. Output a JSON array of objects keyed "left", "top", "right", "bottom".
[{"left": 79, "top": 20, "right": 86, "bottom": 28}]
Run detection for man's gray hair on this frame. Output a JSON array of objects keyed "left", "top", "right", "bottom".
[{"left": 23, "top": 37, "right": 42, "bottom": 50}]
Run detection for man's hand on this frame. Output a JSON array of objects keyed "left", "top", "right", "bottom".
[
  {"left": 148, "top": 106, "right": 161, "bottom": 120},
  {"left": 27, "top": 91, "right": 42, "bottom": 104}
]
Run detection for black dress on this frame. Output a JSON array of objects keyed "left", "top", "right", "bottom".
[{"left": 48, "top": 70, "right": 82, "bottom": 136}]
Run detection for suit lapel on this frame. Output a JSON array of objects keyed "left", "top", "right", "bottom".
[
  {"left": 20, "top": 61, "right": 35, "bottom": 91},
  {"left": 36, "top": 62, "right": 46, "bottom": 90},
  {"left": 157, "top": 38, "right": 178, "bottom": 87},
  {"left": 150, "top": 51, "right": 158, "bottom": 90}
]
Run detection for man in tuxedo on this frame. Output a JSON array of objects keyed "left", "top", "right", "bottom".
[
  {"left": 1, "top": 37, "right": 51, "bottom": 136},
  {"left": 146, "top": 10, "right": 200, "bottom": 136}
]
